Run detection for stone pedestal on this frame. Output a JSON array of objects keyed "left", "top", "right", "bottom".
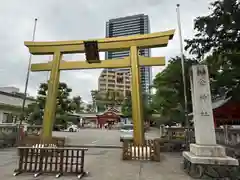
[
  {"left": 182, "top": 65, "right": 238, "bottom": 178},
  {"left": 183, "top": 144, "right": 238, "bottom": 166}
]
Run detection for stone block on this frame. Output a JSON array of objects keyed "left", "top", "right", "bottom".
[
  {"left": 190, "top": 143, "right": 226, "bottom": 157},
  {"left": 183, "top": 151, "right": 239, "bottom": 166}
]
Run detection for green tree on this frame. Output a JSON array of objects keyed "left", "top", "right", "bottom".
[
  {"left": 185, "top": 0, "right": 240, "bottom": 99},
  {"left": 121, "top": 92, "right": 132, "bottom": 117},
  {"left": 86, "top": 104, "right": 94, "bottom": 113},
  {"left": 94, "top": 90, "right": 124, "bottom": 111},
  {"left": 185, "top": 0, "right": 240, "bottom": 58},
  {"left": 106, "top": 90, "right": 124, "bottom": 105},
  {"left": 152, "top": 56, "right": 198, "bottom": 125},
  {"left": 26, "top": 82, "right": 83, "bottom": 126},
  {"left": 94, "top": 90, "right": 108, "bottom": 111},
  {"left": 91, "top": 90, "right": 98, "bottom": 111},
  {"left": 25, "top": 101, "right": 43, "bottom": 125},
  {"left": 121, "top": 91, "right": 153, "bottom": 120},
  {"left": 72, "top": 96, "right": 84, "bottom": 113}
]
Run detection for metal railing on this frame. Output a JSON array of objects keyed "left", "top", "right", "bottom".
[{"left": 164, "top": 127, "right": 240, "bottom": 148}]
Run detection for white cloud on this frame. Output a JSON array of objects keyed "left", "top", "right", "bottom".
[{"left": 0, "top": 0, "right": 214, "bottom": 101}]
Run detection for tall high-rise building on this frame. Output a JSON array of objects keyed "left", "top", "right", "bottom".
[{"left": 103, "top": 14, "right": 152, "bottom": 98}]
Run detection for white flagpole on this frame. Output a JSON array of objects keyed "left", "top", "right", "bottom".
[
  {"left": 19, "top": 18, "right": 38, "bottom": 124},
  {"left": 176, "top": 4, "right": 189, "bottom": 145}
]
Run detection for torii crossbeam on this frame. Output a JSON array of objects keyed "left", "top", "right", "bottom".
[{"left": 25, "top": 29, "right": 175, "bottom": 145}]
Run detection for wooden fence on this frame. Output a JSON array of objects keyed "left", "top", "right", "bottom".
[
  {"left": 14, "top": 147, "right": 88, "bottom": 178},
  {"left": 19, "top": 135, "right": 65, "bottom": 147},
  {"left": 122, "top": 140, "right": 160, "bottom": 161}
]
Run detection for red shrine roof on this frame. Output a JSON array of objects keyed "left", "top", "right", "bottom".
[
  {"left": 96, "top": 107, "right": 121, "bottom": 123},
  {"left": 189, "top": 95, "right": 240, "bottom": 125},
  {"left": 188, "top": 96, "right": 232, "bottom": 116},
  {"left": 212, "top": 96, "right": 232, "bottom": 109},
  {"left": 97, "top": 107, "right": 122, "bottom": 116}
]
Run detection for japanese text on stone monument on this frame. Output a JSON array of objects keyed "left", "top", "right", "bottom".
[{"left": 197, "top": 66, "right": 211, "bottom": 116}]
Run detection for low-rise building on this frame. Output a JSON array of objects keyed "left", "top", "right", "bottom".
[{"left": 0, "top": 87, "right": 36, "bottom": 124}]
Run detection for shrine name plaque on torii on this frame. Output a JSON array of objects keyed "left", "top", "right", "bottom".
[{"left": 24, "top": 29, "right": 175, "bottom": 145}]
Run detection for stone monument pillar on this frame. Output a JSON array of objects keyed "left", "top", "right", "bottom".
[{"left": 183, "top": 65, "right": 238, "bottom": 177}]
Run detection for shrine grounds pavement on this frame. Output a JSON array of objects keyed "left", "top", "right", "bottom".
[{"left": 0, "top": 129, "right": 194, "bottom": 180}]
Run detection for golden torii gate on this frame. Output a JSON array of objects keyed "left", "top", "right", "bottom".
[{"left": 24, "top": 29, "right": 175, "bottom": 145}]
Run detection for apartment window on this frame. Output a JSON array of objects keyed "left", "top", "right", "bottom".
[
  {"left": 2, "top": 113, "right": 13, "bottom": 123},
  {"left": 117, "top": 76, "right": 123, "bottom": 83},
  {"left": 108, "top": 80, "right": 115, "bottom": 83}
]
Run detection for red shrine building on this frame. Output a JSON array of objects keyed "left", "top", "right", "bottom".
[
  {"left": 96, "top": 107, "right": 122, "bottom": 128},
  {"left": 77, "top": 107, "right": 123, "bottom": 128},
  {"left": 189, "top": 96, "right": 240, "bottom": 127},
  {"left": 212, "top": 96, "right": 240, "bottom": 127}
]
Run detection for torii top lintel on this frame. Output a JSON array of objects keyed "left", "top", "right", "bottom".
[{"left": 24, "top": 29, "right": 175, "bottom": 55}]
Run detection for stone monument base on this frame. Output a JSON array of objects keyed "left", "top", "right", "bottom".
[
  {"left": 182, "top": 144, "right": 239, "bottom": 179},
  {"left": 183, "top": 151, "right": 238, "bottom": 166}
]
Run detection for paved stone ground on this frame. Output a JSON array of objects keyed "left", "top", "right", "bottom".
[
  {"left": 0, "top": 129, "right": 194, "bottom": 179},
  {"left": 52, "top": 128, "right": 161, "bottom": 147},
  {"left": 83, "top": 150, "right": 194, "bottom": 180},
  {"left": 0, "top": 148, "right": 194, "bottom": 180}
]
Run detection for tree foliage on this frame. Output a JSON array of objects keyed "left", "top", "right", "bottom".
[
  {"left": 121, "top": 93, "right": 132, "bottom": 117},
  {"left": 85, "top": 104, "right": 94, "bottom": 113},
  {"left": 151, "top": 0, "right": 240, "bottom": 126},
  {"left": 121, "top": 91, "right": 154, "bottom": 121},
  {"left": 185, "top": 0, "right": 240, "bottom": 99},
  {"left": 93, "top": 90, "right": 125, "bottom": 112},
  {"left": 151, "top": 56, "right": 198, "bottom": 125},
  {"left": 26, "top": 82, "right": 83, "bottom": 126}
]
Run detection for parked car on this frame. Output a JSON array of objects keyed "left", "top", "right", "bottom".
[
  {"left": 64, "top": 124, "right": 79, "bottom": 132},
  {"left": 53, "top": 125, "right": 64, "bottom": 131},
  {"left": 120, "top": 124, "right": 149, "bottom": 142},
  {"left": 120, "top": 124, "right": 134, "bottom": 142}
]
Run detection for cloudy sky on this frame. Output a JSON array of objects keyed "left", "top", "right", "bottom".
[{"left": 0, "top": 0, "right": 214, "bottom": 102}]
